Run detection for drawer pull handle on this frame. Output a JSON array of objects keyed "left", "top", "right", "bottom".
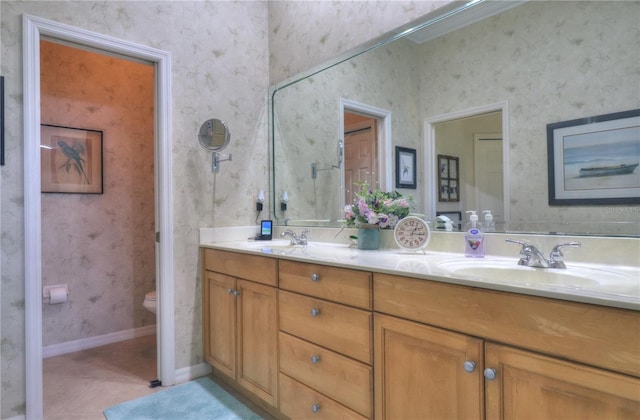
[
  {"left": 311, "top": 404, "right": 321, "bottom": 413},
  {"left": 311, "top": 355, "right": 320, "bottom": 364},
  {"left": 310, "top": 308, "right": 320, "bottom": 317},
  {"left": 484, "top": 368, "right": 497, "bottom": 380},
  {"left": 463, "top": 361, "right": 476, "bottom": 373},
  {"left": 310, "top": 273, "right": 320, "bottom": 282},
  {"left": 227, "top": 288, "right": 239, "bottom": 296}
]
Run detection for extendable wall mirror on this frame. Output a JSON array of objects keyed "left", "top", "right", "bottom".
[{"left": 198, "top": 118, "right": 232, "bottom": 172}]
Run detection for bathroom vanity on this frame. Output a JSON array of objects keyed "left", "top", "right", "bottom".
[{"left": 200, "top": 235, "right": 640, "bottom": 419}]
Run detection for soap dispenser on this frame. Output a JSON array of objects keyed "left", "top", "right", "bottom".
[
  {"left": 482, "top": 210, "right": 496, "bottom": 232},
  {"left": 464, "top": 211, "right": 485, "bottom": 258}
]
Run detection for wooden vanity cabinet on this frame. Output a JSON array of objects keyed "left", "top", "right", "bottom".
[
  {"left": 485, "top": 342, "right": 640, "bottom": 419},
  {"left": 374, "top": 273, "right": 640, "bottom": 420},
  {"left": 202, "top": 249, "right": 279, "bottom": 409},
  {"left": 278, "top": 260, "right": 374, "bottom": 419},
  {"left": 374, "top": 313, "right": 484, "bottom": 419}
]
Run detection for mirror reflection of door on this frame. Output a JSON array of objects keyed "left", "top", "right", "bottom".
[
  {"left": 434, "top": 111, "right": 503, "bottom": 228},
  {"left": 344, "top": 112, "right": 378, "bottom": 204},
  {"left": 474, "top": 133, "right": 503, "bottom": 223}
]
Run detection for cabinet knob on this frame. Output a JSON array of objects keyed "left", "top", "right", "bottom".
[
  {"left": 463, "top": 361, "right": 476, "bottom": 373},
  {"left": 311, "top": 404, "right": 321, "bottom": 413},
  {"left": 310, "top": 308, "right": 320, "bottom": 317},
  {"left": 311, "top": 355, "right": 321, "bottom": 364},
  {"left": 483, "top": 368, "right": 497, "bottom": 380},
  {"left": 310, "top": 273, "right": 320, "bottom": 282}
]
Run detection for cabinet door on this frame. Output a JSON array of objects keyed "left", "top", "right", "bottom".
[
  {"left": 203, "top": 271, "right": 236, "bottom": 378},
  {"left": 374, "top": 314, "right": 484, "bottom": 420},
  {"left": 485, "top": 342, "right": 640, "bottom": 419},
  {"left": 237, "top": 279, "right": 278, "bottom": 407}
]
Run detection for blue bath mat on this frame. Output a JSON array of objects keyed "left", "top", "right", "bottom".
[{"left": 103, "top": 377, "right": 263, "bottom": 420}]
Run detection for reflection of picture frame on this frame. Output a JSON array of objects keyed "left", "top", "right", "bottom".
[
  {"left": 41, "top": 124, "right": 104, "bottom": 194},
  {"left": 438, "top": 154, "right": 460, "bottom": 202},
  {"left": 1, "top": 76, "right": 4, "bottom": 166},
  {"left": 547, "top": 109, "right": 640, "bottom": 205},
  {"left": 395, "top": 146, "right": 416, "bottom": 189},
  {"left": 436, "top": 211, "right": 462, "bottom": 231}
]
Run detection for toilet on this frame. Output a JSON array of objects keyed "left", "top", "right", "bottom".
[{"left": 143, "top": 290, "right": 157, "bottom": 314}]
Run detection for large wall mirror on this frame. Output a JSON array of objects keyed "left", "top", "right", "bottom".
[{"left": 271, "top": 0, "right": 639, "bottom": 236}]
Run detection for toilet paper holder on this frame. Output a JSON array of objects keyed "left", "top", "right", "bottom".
[{"left": 42, "top": 284, "right": 69, "bottom": 304}]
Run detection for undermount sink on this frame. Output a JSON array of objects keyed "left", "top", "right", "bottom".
[
  {"left": 436, "top": 259, "right": 639, "bottom": 297},
  {"left": 241, "top": 240, "right": 353, "bottom": 256},
  {"left": 243, "top": 239, "right": 292, "bottom": 248}
]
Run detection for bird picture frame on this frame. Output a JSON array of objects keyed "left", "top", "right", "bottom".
[{"left": 40, "top": 124, "right": 103, "bottom": 194}]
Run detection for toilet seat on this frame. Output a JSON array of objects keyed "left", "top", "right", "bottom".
[{"left": 143, "top": 290, "right": 157, "bottom": 314}]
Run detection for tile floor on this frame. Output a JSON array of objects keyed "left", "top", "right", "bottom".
[
  {"left": 44, "top": 334, "right": 274, "bottom": 420},
  {"left": 44, "top": 334, "right": 160, "bottom": 420}
]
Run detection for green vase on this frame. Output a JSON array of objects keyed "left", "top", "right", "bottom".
[{"left": 357, "top": 224, "right": 380, "bottom": 250}]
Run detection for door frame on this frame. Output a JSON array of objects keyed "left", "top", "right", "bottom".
[
  {"left": 424, "top": 101, "right": 510, "bottom": 222},
  {"left": 23, "top": 15, "right": 175, "bottom": 419}
]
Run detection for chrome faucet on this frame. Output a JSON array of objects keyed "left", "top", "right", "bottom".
[
  {"left": 281, "top": 229, "right": 309, "bottom": 245},
  {"left": 506, "top": 239, "right": 581, "bottom": 269}
]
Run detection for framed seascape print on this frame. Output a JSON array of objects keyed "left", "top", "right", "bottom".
[
  {"left": 41, "top": 124, "right": 104, "bottom": 194},
  {"left": 438, "top": 154, "right": 459, "bottom": 202},
  {"left": 547, "top": 109, "right": 640, "bottom": 205},
  {"left": 396, "top": 146, "right": 416, "bottom": 189}
]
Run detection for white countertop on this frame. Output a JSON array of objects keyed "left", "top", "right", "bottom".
[{"left": 200, "top": 227, "right": 640, "bottom": 311}]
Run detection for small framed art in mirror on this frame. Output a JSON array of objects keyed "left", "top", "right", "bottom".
[
  {"left": 438, "top": 154, "right": 459, "bottom": 202},
  {"left": 396, "top": 146, "right": 416, "bottom": 189}
]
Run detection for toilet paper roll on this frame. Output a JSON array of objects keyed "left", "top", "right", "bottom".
[{"left": 49, "top": 286, "right": 68, "bottom": 304}]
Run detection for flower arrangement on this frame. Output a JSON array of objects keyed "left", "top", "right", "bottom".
[{"left": 344, "top": 182, "right": 413, "bottom": 228}]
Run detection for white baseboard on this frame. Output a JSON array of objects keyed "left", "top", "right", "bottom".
[
  {"left": 6, "top": 415, "right": 25, "bottom": 420},
  {"left": 174, "top": 362, "right": 212, "bottom": 384},
  {"left": 42, "top": 324, "right": 157, "bottom": 359}
]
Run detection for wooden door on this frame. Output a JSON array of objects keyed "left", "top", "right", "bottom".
[
  {"left": 344, "top": 118, "right": 377, "bottom": 204},
  {"left": 204, "top": 271, "right": 236, "bottom": 378},
  {"left": 374, "top": 314, "right": 484, "bottom": 420},
  {"left": 236, "top": 279, "right": 279, "bottom": 406},
  {"left": 485, "top": 342, "right": 640, "bottom": 419}
]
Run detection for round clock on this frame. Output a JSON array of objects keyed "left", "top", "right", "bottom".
[{"left": 394, "top": 216, "right": 431, "bottom": 251}]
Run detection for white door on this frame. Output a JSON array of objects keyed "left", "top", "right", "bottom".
[{"left": 474, "top": 133, "right": 503, "bottom": 223}]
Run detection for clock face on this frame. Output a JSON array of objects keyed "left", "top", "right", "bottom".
[{"left": 394, "top": 216, "right": 431, "bottom": 250}]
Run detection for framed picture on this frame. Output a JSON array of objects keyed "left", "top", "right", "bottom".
[
  {"left": 438, "top": 154, "right": 459, "bottom": 202},
  {"left": 395, "top": 146, "right": 416, "bottom": 189},
  {"left": 547, "top": 109, "right": 640, "bottom": 205},
  {"left": 41, "top": 124, "right": 104, "bottom": 194}
]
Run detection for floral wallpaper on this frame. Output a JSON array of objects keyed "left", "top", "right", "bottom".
[{"left": 1, "top": 1, "right": 446, "bottom": 417}]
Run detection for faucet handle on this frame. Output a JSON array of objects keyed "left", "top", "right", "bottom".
[
  {"left": 550, "top": 242, "right": 581, "bottom": 263},
  {"left": 506, "top": 238, "right": 528, "bottom": 248}
]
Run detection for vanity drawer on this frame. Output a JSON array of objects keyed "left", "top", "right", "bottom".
[
  {"left": 202, "top": 248, "right": 277, "bottom": 286},
  {"left": 279, "top": 260, "right": 372, "bottom": 309},
  {"left": 374, "top": 273, "right": 640, "bottom": 378},
  {"left": 279, "top": 373, "right": 368, "bottom": 420},
  {"left": 279, "top": 332, "right": 372, "bottom": 417},
  {"left": 279, "top": 290, "right": 372, "bottom": 364}
]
